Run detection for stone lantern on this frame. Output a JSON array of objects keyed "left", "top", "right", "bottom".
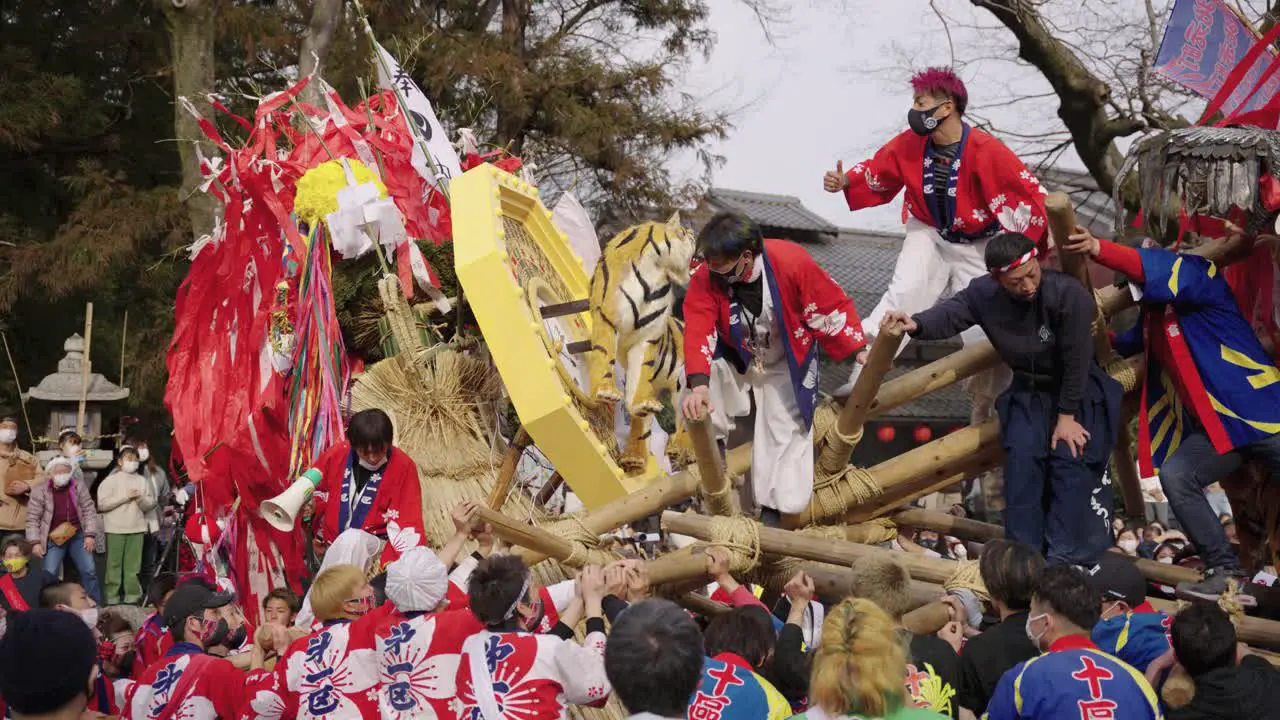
[{"left": 23, "top": 333, "right": 129, "bottom": 470}]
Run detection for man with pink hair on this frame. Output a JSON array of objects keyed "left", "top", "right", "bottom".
[{"left": 824, "top": 68, "right": 1049, "bottom": 520}]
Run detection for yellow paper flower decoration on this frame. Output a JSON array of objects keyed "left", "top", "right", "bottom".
[{"left": 293, "top": 158, "right": 387, "bottom": 225}]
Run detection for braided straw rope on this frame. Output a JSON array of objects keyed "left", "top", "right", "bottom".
[
  {"left": 544, "top": 513, "right": 621, "bottom": 568},
  {"left": 808, "top": 466, "right": 884, "bottom": 525},
  {"left": 941, "top": 559, "right": 990, "bottom": 606}
]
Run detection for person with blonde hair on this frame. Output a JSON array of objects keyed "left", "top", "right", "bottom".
[
  {"left": 251, "top": 563, "right": 388, "bottom": 719},
  {"left": 799, "top": 598, "right": 948, "bottom": 720}
]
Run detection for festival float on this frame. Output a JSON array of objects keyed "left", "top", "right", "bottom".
[{"left": 161, "top": 40, "right": 1280, "bottom": 717}]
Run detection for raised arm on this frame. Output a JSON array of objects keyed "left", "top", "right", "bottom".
[{"left": 824, "top": 134, "right": 909, "bottom": 210}]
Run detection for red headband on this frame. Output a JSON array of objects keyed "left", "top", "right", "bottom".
[{"left": 992, "top": 248, "right": 1037, "bottom": 274}]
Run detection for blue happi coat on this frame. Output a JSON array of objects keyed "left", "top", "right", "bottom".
[{"left": 1114, "top": 248, "right": 1280, "bottom": 473}]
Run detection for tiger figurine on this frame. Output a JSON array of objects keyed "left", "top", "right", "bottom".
[{"left": 586, "top": 214, "right": 696, "bottom": 473}]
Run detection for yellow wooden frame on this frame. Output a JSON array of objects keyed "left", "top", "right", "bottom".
[{"left": 452, "top": 164, "right": 661, "bottom": 509}]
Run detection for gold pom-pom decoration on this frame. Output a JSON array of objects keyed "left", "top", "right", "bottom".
[{"left": 293, "top": 158, "right": 387, "bottom": 226}]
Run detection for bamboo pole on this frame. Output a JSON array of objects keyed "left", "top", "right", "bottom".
[
  {"left": 687, "top": 418, "right": 736, "bottom": 515},
  {"left": 818, "top": 329, "right": 903, "bottom": 476},
  {"left": 1, "top": 332, "right": 35, "bottom": 452},
  {"left": 119, "top": 310, "right": 128, "bottom": 389},
  {"left": 76, "top": 303, "right": 94, "bottom": 437},
  {"left": 487, "top": 427, "right": 532, "bottom": 509},
  {"left": 864, "top": 229, "right": 1255, "bottom": 421}
]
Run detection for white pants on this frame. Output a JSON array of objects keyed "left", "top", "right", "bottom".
[
  {"left": 841, "top": 217, "right": 1012, "bottom": 388},
  {"left": 749, "top": 360, "right": 815, "bottom": 514},
  {"left": 861, "top": 217, "right": 991, "bottom": 357}
]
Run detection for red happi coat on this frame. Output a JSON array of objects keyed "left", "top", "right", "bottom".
[
  {"left": 683, "top": 238, "right": 866, "bottom": 428},
  {"left": 374, "top": 608, "right": 485, "bottom": 719},
  {"left": 456, "top": 627, "right": 611, "bottom": 720},
  {"left": 123, "top": 643, "right": 252, "bottom": 719},
  {"left": 310, "top": 442, "right": 425, "bottom": 564},
  {"left": 842, "top": 125, "right": 1049, "bottom": 245}
]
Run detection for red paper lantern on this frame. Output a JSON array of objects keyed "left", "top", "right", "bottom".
[
  {"left": 876, "top": 425, "right": 896, "bottom": 443},
  {"left": 913, "top": 425, "right": 933, "bottom": 443}
]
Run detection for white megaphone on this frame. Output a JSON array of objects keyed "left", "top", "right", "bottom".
[{"left": 261, "top": 469, "right": 323, "bottom": 532}]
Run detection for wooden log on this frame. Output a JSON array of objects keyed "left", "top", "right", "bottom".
[
  {"left": 677, "top": 592, "right": 730, "bottom": 617},
  {"left": 848, "top": 445, "right": 1005, "bottom": 523},
  {"left": 518, "top": 443, "right": 754, "bottom": 566},
  {"left": 892, "top": 508, "right": 1003, "bottom": 543},
  {"left": 864, "top": 230, "right": 1254, "bottom": 421},
  {"left": 902, "top": 601, "right": 951, "bottom": 636},
  {"left": 688, "top": 418, "right": 736, "bottom": 516},
  {"left": 891, "top": 508, "right": 1200, "bottom": 587},
  {"left": 487, "top": 427, "right": 532, "bottom": 510},
  {"left": 784, "top": 418, "right": 1001, "bottom": 528},
  {"left": 791, "top": 354, "right": 1145, "bottom": 528},
  {"left": 663, "top": 511, "right": 964, "bottom": 587},
  {"left": 646, "top": 545, "right": 714, "bottom": 586},
  {"left": 817, "top": 329, "right": 904, "bottom": 476},
  {"left": 475, "top": 506, "right": 577, "bottom": 562},
  {"left": 867, "top": 343, "right": 1000, "bottom": 420},
  {"left": 1146, "top": 596, "right": 1280, "bottom": 653}
]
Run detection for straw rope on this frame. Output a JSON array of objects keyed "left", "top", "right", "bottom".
[
  {"left": 808, "top": 466, "right": 884, "bottom": 524},
  {"left": 941, "top": 559, "right": 990, "bottom": 606},
  {"left": 546, "top": 514, "right": 622, "bottom": 568}
]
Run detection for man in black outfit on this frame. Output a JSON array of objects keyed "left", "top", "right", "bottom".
[
  {"left": 1165, "top": 602, "right": 1280, "bottom": 720},
  {"left": 955, "top": 539, "right": 1044, "bottom": 717},
  {"left": 881, "top": 232, "right": 1122, "bottom": 567}
]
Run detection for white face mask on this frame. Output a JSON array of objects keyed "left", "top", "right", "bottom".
[
  {"left": 1025, "top": 612, "right": 1049, "bottom": 650},
  {"left": 1157, "top": 556, "right": 1174, "bottom": 564},
  {"left": 1118, "top": 539, "right": 1138, "bottom": 553},
  {"left": 358, "top": 458, "right": 385, "bottom": 472},
  {"left": 953, "top": 544, "right": 968, "bottom": 559},
  {"left": 64, "top": 443, "right": 81, "bottom": 455},
  {"left": 0, "top": 429, "right": 16, "bottom": 444},
  {"left": 137, "top": 448, "right": 150, "bottom": 462},
  {"left": 122, "top": 460, "right": 140, "bottom": 473},
  {"left": 78, "top": 607, "right": 99, "bottom": 630},
  {"left": 52, "top": 473, "right": 72, "bottom": 489}
]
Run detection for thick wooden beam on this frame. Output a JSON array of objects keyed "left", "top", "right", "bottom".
[
  {"left": 687, "top": 418, "right": 735, "bottom": 516},
  {"left": 817, "top": 329, "right": 904, "bottom": 476},
  {"left": 891, "top": 507, "right": 1200, "bottom": 587},
  {"left": 518, "top": 443, "right": 753, "bottom": 566},
  {"left": 487, "top": 427, "right": 532, "bottom": 510},
  {"left": 663, "top": 511, "right": 963, "bottom": 586}
]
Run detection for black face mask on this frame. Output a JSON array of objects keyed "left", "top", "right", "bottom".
[
  {"left": 908, "top": 102, "right": 947, "bottom": 136},
  {"left": 225, "top": 624, "right": 248, "bottom": 649},
  {"left": 204, "top": 618, "right": 230, "bottom": 648}
]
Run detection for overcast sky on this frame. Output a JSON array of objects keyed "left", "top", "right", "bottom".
[{"left": 677, "top": 0, "right": 1147, "bottom": 232}]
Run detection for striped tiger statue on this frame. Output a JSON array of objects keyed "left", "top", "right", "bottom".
[{"left": 587, "top": 213, "right": 695, "bottom": 472}]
